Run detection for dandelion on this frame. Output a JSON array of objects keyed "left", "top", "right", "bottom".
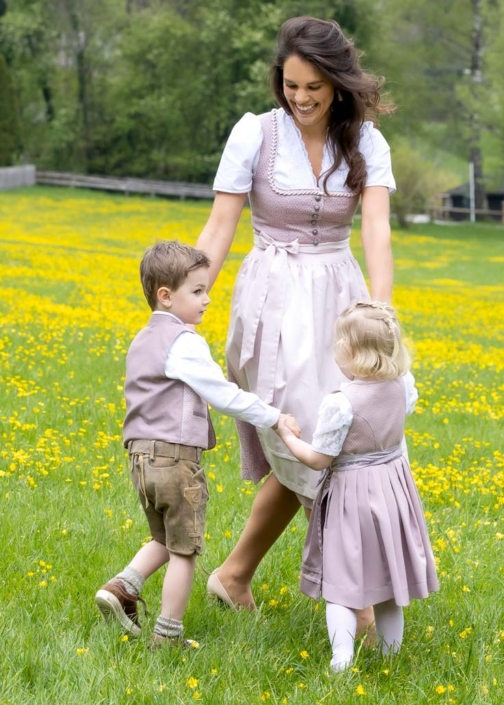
[
  {"left": 261, "top": 692, "right": 271, "bottom": 701},
  {"left": 76, "top": 648, "right": 88, "bottom": 655},
  {"left": 300, "top": 650, "right": 309, "bottom": 659},
  {"left": 187, "top": 677, "right": 198, "bottom": 690},
  {"left": 356, "top": 685, "right": 366, "bottom": 695},
  {"left": 216, "top": 484, "right": 223, "bottom": 492},
  {"left": 436, "top": 685, "right": 447, "bottom": 694},
  {"left": 121, "top": 635, "right": 129, "bottom": 642}
]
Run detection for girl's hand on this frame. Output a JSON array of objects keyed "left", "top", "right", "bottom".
[{"left": 275, "top": 413, "right": 301, "bottom": 439}]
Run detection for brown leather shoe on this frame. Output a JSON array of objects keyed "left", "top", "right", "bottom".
[{"left": 95, "top": 578, "right": 146, "bottom": 636}]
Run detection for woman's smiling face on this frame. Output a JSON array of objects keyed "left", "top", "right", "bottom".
[{"left": 282, "top": 54, "right": 335, "bottom": 131}]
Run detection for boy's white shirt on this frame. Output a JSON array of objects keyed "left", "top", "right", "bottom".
[{"left": 153, "top": 311, "right": 280, "bottom": 429}]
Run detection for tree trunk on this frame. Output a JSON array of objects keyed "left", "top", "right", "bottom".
[
  {"left": 41, "top": 78, "right": 55, "bottom": 122},
  {"left": 470, "top": 0, "right": 486, "bottom": 211}
]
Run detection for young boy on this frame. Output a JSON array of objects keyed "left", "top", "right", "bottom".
[{"left": 95, "top": 240, "right": 298, "bottom": 648}]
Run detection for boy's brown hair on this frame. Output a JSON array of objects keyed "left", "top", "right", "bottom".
[{"left": 140, "top": 240, "right": 210, "bottom": 310}]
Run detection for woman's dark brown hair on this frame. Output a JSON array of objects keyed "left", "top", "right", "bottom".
[{"left": 270, "top": 16, "right": 394, "bottom": 194}]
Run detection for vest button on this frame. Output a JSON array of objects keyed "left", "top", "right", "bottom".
[
  {"left": 315, "top": 195, "right": 322, "bottom": 202},
  {"left": 314, "top": 205, "right": 320, "bottom": 211},
  {"left": 312, "top": 229, "right": 318, "bottom": 235},
  {"left": 312, "top": 239, "right": 319, "bottom": 246}
]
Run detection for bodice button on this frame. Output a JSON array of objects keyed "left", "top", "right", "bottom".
[
  {"left": 315, "top": 195, "right": 322, "bottom": 202},
  {"left": 314, "top": 205, "right": 320, "bottom": 212},
  {"left": 312, "top": 240, "right": 319, "bottom": 246},
  {"left": 312, "top": 229, "right": 318, "bottom": 235}
]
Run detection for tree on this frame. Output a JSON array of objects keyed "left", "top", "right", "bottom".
[
  {"left": 377, "top": 0, "right": 504, "bottom": 209},
  {"left": 0, "top": 52, "right": 22, "bottom": 165}
]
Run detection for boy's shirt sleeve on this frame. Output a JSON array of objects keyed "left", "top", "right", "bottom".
[{"left": 165, "top": 331, "right": 280, "bottom": 429}]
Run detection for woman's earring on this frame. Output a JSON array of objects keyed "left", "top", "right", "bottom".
[{"left": 337, "top": 90, "right": 343, "bottom": 102}]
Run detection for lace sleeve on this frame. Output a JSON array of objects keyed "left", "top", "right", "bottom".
[
  {"left": 311, "top": 393, "right": 353, "bottom": 457},
  {"left": 403, "top": 371, "right": 418, "bottom": 415}
]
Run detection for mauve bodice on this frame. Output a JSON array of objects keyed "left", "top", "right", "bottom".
[
  {"left": 248, "top": 111, "right": 359, "bottom": 246},
  {"left": 339, "top": 378, "right": 406, "bottom": 455}
]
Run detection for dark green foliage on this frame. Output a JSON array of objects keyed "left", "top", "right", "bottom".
[
  {"left": 0, "top": 52, "right": 22, "bottom": 166},
  {"left": 0, "top": 0, "right": 502, "bottom": 189}
]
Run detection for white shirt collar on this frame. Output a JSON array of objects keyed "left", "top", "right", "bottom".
[{"left": 152, "top": 310, "right": 184, "bottom": 325}]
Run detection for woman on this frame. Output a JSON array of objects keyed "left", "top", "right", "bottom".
[{"left": 196, "top": 16, "right": 395, "bottom": 633}]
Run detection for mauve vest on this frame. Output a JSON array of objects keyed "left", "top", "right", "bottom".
[
  {"left": 339, "top": 378, "right": 406, "bottom": 454},
  {"left": 248, "top": 109, "right": 360, "bottom": 246},
  {"left": 123, "top": 314, "right": 216, "bottom": 450}
]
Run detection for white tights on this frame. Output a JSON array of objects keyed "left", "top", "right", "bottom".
[{"left": 326, "top": 600, "right": 404, "bottom": 672}]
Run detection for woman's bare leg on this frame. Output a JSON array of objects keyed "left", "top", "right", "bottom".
[{"left": 214, "top": 473, "right": 301, "bottom": 609}]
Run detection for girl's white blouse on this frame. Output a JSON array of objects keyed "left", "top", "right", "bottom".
[
  {"left": 311, "top": 372, "right": 417, "bottom": 457},
  {"left": 213, "top": 108, "right": 396, "bottom": 194}
]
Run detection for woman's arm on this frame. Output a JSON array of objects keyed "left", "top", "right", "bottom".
[
  {"left": 196, "top": 191, "right": 248, "bottom": 289},
  {"left": 360, "top": 185, "right": 393, "bottom": 303}
]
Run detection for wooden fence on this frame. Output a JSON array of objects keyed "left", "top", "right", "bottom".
[
  {"left": 429, "top": 203, "right": 504, "bottom": 223},
  {"left": 36, "top": 171, "right": 215, "bottom": 200}
]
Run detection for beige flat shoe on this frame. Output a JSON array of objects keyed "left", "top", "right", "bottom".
[{"left": 207, "top": 569, "right": 238, "bottom": 611}]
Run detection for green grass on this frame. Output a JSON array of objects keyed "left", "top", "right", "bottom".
[{"left": 0, "top": 187, "right": 503, "bottom": 704}]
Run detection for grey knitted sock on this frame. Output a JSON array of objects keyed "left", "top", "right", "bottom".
[
  {"left": 154, "top": 616, "right": 183, "bottom": 639},
  {"left": 115, "top": 566, "right": 145, "bottom": 597}
]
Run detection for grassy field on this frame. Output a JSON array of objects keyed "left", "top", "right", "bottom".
[{"left": 0, "top": 187, "right": 503, "bottom": 705}]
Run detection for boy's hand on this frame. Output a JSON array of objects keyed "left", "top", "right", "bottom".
[{"left": 275, "top": 413, "right": 301, "bottom": 439}]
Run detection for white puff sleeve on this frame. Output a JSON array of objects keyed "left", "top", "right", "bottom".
[
  {"left": 311, "top": 393, "right": 353, "bottom": 457},
  {"left": 212, "top": 113, "right": 263, "bottom": 193},
  {"left": 403, "top": 371, "right": 418, "bottom": 415},
  {"left": 360, "top": 122, "right": 396, "bottom": 194}
]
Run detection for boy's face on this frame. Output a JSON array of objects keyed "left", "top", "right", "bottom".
[{"left": 157, "top": 266, "right": 210, "bottom": 325}]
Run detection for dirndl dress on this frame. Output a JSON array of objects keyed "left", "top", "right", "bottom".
[
  {"left": 226, "top": 110, "right": 370, "bottom": 501},
  {"left": 300, "top": 378, "right": 439, "bottom": 608}
]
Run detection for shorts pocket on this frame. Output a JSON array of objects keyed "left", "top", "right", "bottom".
[{"left": 184, "top": 485, "right": 203, "bottom": 511}]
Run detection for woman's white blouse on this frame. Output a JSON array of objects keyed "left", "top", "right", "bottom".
[
  {"left": 213, "top": 108, "right": 396, "bottom": 194},
  {"left": 311, "top": 372, "right": 418, "bottom": 457}
]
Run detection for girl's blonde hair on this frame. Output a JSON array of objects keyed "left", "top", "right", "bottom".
[{"left": 334, "top": 301, "right": 411, "bottom": 380}]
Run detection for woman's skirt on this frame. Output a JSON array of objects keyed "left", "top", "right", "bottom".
[{"left": 226, "top": 235, "right": 369, "bottom": 502}]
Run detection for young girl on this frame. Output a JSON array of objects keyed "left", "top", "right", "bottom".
[{"left": 276, "top": 301, "right": 439, "bottom": 672}]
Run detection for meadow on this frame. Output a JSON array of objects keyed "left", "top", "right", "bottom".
[{"left": 0, "top": 187, "right": 503, "bottom": 705}]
